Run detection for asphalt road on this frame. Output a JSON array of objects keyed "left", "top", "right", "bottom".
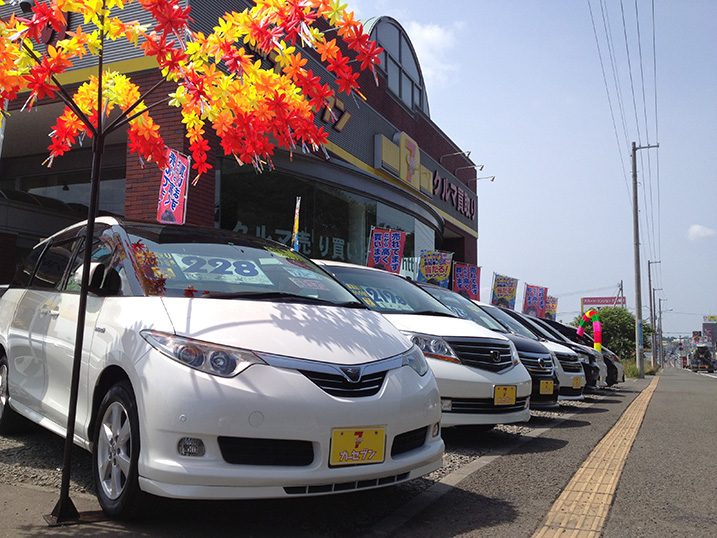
[{"left": 2, "top": 367, "right": 716, "bottom": 537}]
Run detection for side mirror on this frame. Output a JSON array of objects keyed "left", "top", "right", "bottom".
[
  {"left": 67, "top": 262, "right": 104, "bottom": 293},
  {"left": 88, "top": 263, "right": 106, "bottom": 295}
]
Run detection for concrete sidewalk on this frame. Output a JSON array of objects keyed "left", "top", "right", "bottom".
[
  {"left": 601, "top": 366, "right": 717, "bottom": 537},
  {"left": 0, "top": 483, "right": 132, "bottom": 537}
]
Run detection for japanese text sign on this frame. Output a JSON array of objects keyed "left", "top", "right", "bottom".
[
  {"left": 523, "top": 284, "right": 548, "bottom": 318},
  {"left": 545, "top": 296, "right": 558, "bottom": 320},
  {"left": 157, "top": 148, "right": 189, "bottom": 225},
  {"left": 416, "top": 250, "right": 453, "bottom": 288},
  {"left": 453, "top": 262, "right": 481, "bottom": 300},
  {"left": 366, "top": 227, "right": 407, "bottom": 274},
  {"left": 491, "top": 273, "right": 518, "bottom": 310}
]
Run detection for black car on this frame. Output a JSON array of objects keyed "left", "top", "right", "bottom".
[
  {"left": 541, "top": 318, "right": 623, "bottom": 385},
  {"left": 416, "top": 283, "right": 560, "bottom": 409},
  {"left": 496, "top": 308, "right": 602, "bottom": 391}
]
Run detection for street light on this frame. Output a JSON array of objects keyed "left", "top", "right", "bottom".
[
  {"left": 467, "top": 176, "right": 496, "bottom": 192},
  {"left": 455, "top": 164, "right": 485, "bottom": 175},
  {"left": 440, "top": 150, "right": 472, "bottom": 163}
]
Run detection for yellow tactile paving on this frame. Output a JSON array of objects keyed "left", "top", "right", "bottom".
[{"left": 532, "top": 376, "right": 660, "bottom": 538}]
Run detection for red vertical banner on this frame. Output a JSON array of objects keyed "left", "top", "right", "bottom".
[
  {"left": 523, "top": 284, "right": 548, "bottom": 318},
  {"left": 157, "top": 148, "right": 190, "bottom": 225},
  {"left": 366, "top": 227, "right": 407, "bottom": 273},
  {"left": 452, "top": 262, "right": 481, "bottom": 300}
]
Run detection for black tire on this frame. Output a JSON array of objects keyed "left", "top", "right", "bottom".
[
  {"left": 0, "top": 353, "right": 26, "bottom": 434},
  {"left": 92, "top": 381, "right": 152, "bottom": 519}
]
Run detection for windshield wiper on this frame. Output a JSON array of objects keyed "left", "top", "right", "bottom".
[
  {"left": 409, "top": 310, "right": 458, "bottom": 317},
  {"left": 202, "top": 291, "right": 365, "bottom": 307}
]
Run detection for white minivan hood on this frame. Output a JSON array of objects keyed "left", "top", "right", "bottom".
[
  {"left": 382, "top": 313, "right": 510, "bottom": 340},
  {"left": 160, "top": 297, "right": 410, "bottom": 365}
]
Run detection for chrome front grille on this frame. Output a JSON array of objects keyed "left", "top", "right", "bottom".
[
  {"left": 556, "top": 353, "right": 583, "bottom": 373},
  {"left": 300, "top": 369, "right": 386, "bottom": 397},
  {"left": 257, "top": 352, "right": 403, "bottom": 398},
  {"left": 518, "top": 351, "right": 554, "bottom": 375},
  {"left": 447, "top": 396, "right": 530, "bottom": 414},
  {"left": 444, "top": 338, "right": 514, "bottom": 372}
]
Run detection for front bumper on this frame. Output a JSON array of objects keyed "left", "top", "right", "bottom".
[
  {"left": 429, "top": 359, "right": 532, "bottom": 426},
  {"left": 131, "top": 351, "right": 444, "bottom": 499}
]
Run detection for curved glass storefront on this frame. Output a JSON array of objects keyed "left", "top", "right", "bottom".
[{"left": 218, "top": 156, "right": 438, "bottom": 266}]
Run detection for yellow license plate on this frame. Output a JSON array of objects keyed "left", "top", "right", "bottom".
[
  {"left": 494, "top": 385, "right": 517, "bottom": 406},
  {"left": 540, "top": 380, "right": 554, "bottom": 395},
  {"left": 573, "top": 377, "right": 582, "bottom": 389},
  {"left": 330, "top": 427, "right": 386, "bottom": 466}
]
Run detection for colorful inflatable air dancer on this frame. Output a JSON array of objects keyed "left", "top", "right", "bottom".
[{"left": 576, "top": 309, "right": 602, "bottom": 352}]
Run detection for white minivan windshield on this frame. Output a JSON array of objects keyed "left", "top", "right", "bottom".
[
  {"left": 325, "top": 264, "right": 456, "bottom": 317},
  {"left": 123, "top": 224, "right": 359, "bottom": 305}
]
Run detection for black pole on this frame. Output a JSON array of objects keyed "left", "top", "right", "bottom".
[
  {"left": 46, "top": 8, "right": 106, "bottom": 525},
  {"left": 46, "top": 132, "right": 104, "bottom": 525}
]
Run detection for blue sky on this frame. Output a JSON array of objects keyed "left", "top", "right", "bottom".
[{"left": 351, "top": 0, "right": 717, "bottom": 337}]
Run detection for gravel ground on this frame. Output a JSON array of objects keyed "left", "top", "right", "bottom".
[{"left": 0, "top": 397, "right": 596, "bottom": 500}]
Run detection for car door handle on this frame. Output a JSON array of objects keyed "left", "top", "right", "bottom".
[{"left": 39, "top": 305, "right": 60, "bottom": 318}]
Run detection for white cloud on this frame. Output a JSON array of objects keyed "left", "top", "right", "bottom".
[
  {"left": 404, "top": 21, "right": 462, "bottom": 89},
  {"left": 687, "top": 224, "right": 717, "bottom": 241}
]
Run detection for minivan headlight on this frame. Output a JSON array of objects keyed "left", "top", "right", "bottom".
[
  {"left": 141, "top": 330, "right": 265, "bottom": 377},
  {"left": 508, "top": 340, "right": 521, "bottom": 366},
  {"left": 403, "top": 332, "right": 460, "bottom": 364},
  {"left": 401, "top": 345, "right": 430, "bottom": 376}
]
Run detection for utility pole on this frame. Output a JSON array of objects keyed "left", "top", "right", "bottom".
[
  {"left": 612, "top": 280, "right": 624, "bottom": 308},
  {"left": 632, "top": 141, "right": 659, "bottom": 378},
  {"left": 659, "top": 298, "right": 664, "bottom": 366},
  {"left": 648, "top": 260, "right": 661, "bottom": 368}
]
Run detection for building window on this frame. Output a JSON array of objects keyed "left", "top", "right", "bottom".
[
  {"left": 372, "top": 18, "right": 429, "bottom": 114},
  {"left": 218, "top": 159, "right": 426, "bottom": 263}
]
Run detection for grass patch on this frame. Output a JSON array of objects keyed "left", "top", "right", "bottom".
[{"left": 622, "top": 359, "right": 659, "bottom": 378}]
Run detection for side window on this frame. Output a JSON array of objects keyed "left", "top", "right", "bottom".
[
  {"left": 65, "top": 228, "right": 130, "bottom": 296},
  {"left": 31, "top": 238, "right": 80, "bottom": 290},
  {"left": 11, "top": 243, "right": 45, "bottom": 288}
]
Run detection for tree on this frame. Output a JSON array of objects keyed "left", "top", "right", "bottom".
[
  {"left": 0, "top": 0, "right": 381, "bottom": 523},
  {"left": 571, "top": 307, "right": 654, "bottom": 360}
]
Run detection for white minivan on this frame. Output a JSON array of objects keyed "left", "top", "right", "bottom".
[
  {"left": 315, "top": 261, "right": 532, "bottom": 428},
  {"left": 0, "top": 218, "right": 443, "bottom": 518}
]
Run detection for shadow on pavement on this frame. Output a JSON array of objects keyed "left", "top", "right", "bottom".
[{"left": 547, "top": 418, "right": 592, "bottom": 429}]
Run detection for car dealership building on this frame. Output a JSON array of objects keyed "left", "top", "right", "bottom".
[{"left": 0, "top": 1, "right": 480, "bottom": 282}]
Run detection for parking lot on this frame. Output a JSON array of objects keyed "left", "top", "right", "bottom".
[{"left": 0, "top": 391, "right": 625, "bottom": 538}]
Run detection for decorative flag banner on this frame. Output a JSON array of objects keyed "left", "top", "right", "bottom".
[
  {"left": 491, "top": 273, "right": 518, "bottom": 309},
  {"left": 545, "top": 296, "right": 558, "bottom": 320},
  {"left": 416, "top": 250, "right": 453, "bottom": 288},
  {"left": 453, "top": 262, "right": 481, "bottom": 300},
  {"left": 157, "top": 148, "right": 190, "bottom": 225},
  {"left": 523, "top": 284, "right": 548, "bottom": 318},
  {"left": 291, "top": 197, "right": 301, "bottom": 251},
  {"left": 366, "top": 227, "right": 407, "bottom": 273}
]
